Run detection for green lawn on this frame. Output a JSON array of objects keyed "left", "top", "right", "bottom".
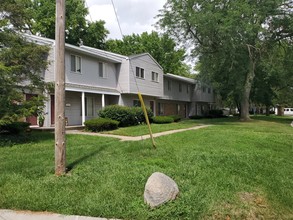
[
  {"left": 103, "top": 119, "right": 202, "bottom": 136},
  {"left": 0, "top": 116, "right": 292, "bottom": 219}
]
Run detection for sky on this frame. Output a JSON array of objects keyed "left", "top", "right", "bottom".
[{"left": 85, "top": 0, "right": 166, "bottom": 40}]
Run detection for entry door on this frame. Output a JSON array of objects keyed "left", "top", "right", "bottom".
[
  {"left": 25, "top": 94, "right": 38, "bottom": 125},
  {"left": 150, "top": 101, "right": 155, "bottom": 114}
]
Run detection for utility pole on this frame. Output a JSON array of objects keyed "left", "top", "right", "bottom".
[{"left": 55, "top": 0, "right": 66, "bottom": 176}]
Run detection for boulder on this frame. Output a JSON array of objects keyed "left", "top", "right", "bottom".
[{"left": 144, "top": 172, "right": 179, "bottom": 208}]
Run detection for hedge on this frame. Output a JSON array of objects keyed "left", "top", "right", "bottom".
[
  {"left": 152, "top": 116, "right": 174, "bottom": 124},
  {"left": 84, "top": 118, "right": 119, "bottom": 132},
  {"left": 0, "top": 122, "right": 31, "bottom": 134},
  {"left": 169, "top": 115, "right": 182, "bottom": 122},
  {"left": 98, "top": 105, "right": 153, "bottom": 127}
]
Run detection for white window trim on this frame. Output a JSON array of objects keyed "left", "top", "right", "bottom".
[
  {"left": 136, "top": 67, "right": 145, "bottom": 79},
  {"left": 98, "top": 62, "right": 107, "bottom": 78},
  {"left": 70, "top": 54, "right": 82, "bottom": 74},
  {"left": 151, "top": 71, "right": 159, "bottom": 82}
]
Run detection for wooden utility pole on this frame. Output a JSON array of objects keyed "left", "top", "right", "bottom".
[{"left": 55, "top": 0, "right": 66, "bottom": 176}]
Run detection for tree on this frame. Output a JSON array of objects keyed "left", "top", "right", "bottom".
[
  {"left": 158, "top": 0, "right": 293, "bottom": 120},
  {"left": 0, "top": 0, "right": 49, "bottom": 123},
  {"left": 106, "top": 31, "right": 191, "bottom": 77},
  {"left": 28, "top": 0, "right": 109, "bottom": 49}
]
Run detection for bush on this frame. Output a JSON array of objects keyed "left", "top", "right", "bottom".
[
  {"left": 84, "top": 118, "right": 119, "bottom": 132},
  {"left": 98, "top": 105, "right": 153, "bottom": 127},
  {"left": 189, "top": 115, "right": 203, "bottom": 119},
  {"left": 170, "top": 115, "right": 182, "bottom": 122},
  {"left": 0, "top": 122, "right": 31, "bottom": 134},
  {"left": 152, "top": 116, "right": 174, "bottom": 124},
  {"left": 208, "top": 109, "right": 224, "bottom": 118}
]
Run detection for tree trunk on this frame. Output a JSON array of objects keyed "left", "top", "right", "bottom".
[
  {"left": 265, "top": 105, "right": 270, "bottom": 116},
  {"left": 240, "top": 46, "right": 256, "bottom": 121}
]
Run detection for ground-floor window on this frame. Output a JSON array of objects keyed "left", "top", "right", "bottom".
[
  {"left": 158, "top": 102, "right": 164, "bottom": 115},
  {"left": 85, "top": 97, "right": 94, "bottom": 116},
  {"left": 133, "top": 100, "right": 141, "bottom": 107}
]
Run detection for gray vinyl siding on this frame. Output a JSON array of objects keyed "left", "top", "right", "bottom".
[
  {"left": 116, "top": 59, "right": 130, "bottom": 93},
  {"left": 44, "top": 47, "right": 55, "bottom": 82},
  {"left": 129, "top": 55, "right": 163, "bottom": 97},
  {"left": 163, "top": 78, "right": 193, "bottom": 102},
  {"left": 65, "top": 51, "right": 118, "bottom": 89},
  {"left": 191, "top": 83, "right": 214, "bottom": 103},
  {"left": 120, "top": 94, "right": 155, "bottom": 108}
]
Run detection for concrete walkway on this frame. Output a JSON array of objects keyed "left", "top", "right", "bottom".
[
  {"left": 0, "top": 209, "right": 119, "bottom": 220},
  {"left": 66, "top": 125, "right": 211, "bottom": 141}
]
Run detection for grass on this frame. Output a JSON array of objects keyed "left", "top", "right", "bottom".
[
  {"left": 0, "top": 116, "right": 292, "bottom": 219},
  {"left": 103, "top": 119, "right": 201, "bottom": 136}
]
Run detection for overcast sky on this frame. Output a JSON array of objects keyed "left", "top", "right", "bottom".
[{"left": 85, "top": 0, "right": 166, "bottom": 40}]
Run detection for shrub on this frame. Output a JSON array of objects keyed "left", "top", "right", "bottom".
[
  {"left": 98, "top": 105, "right": 153, "bottom": 127},
  {"left": 189, "top": 115, "right": 203, "bottom": 119},
  {"left": 84, "top": 118, "right": 119, "bottom": 132},
  {"left": 208, "top": 109, "right": 224, "bottom": 118},
  {"left": 169, "top": 115, "right": 182, "bottom": 122},
  {"left": 152, "top": 116, "right": 174, "bottom": 124},
  {"left": 0, "top": 122, "right": 31, "bottom": 134}
]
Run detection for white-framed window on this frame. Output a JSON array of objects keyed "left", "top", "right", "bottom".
[
  {"left": 158, "top": 102, "right": 164, "bottom": 115},
  {"left": 98, "top": 62, "right": 107, "bottom": 78},
  {"left": 179, "top": 83, "right": 182, "bottom": 92},
  {"left": 136, "top": 67, "right": 145, "bottom": 79},
  {"left": 187, "top": 85, "right": 190, "bottom": 93},
  {"left": 151, "top": 71, "right": 159, "bottom": 82},
  {"left": 70, "top": 55, "right": 81, "bottom": 73}
]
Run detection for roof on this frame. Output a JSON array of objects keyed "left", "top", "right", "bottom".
[
  {"left": 129, "top": 53, "right": 163, "bottom": 70},
  {"left": 164, "top": 73, "right": 196, "bottom": 84},
  {"left": 23, "top": 34, "right": 125, "bottom": 63}
]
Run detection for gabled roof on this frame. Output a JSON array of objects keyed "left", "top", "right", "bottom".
[
  {"left": 164, "top": 73, "right": 196, "bottom": 84},
  {"left": 129, "top": 53, "right": 163, "bottom": 70},
  {"left": 23, "top": 34, "right": 125, "bottom": 63}
]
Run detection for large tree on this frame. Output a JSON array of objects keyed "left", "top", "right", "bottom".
[
  {"left": 27, "top": 0, "right": 109, "bottom": 49},
  {"left": 106, "top": 31, "right": 191, "bottom": 77},
  {"left": 0, "top": 0, "right": 49, "bottom": 123},
  {"left": 158, "top": 0, "right": 293, "bottom": 120}
]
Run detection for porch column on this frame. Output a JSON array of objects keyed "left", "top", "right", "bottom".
[
  {"left": 102, "top": 94, "right": 105, "bottom": 108},
  {"left": 81, "top": 92, "right": 85, "bottom": 125}
]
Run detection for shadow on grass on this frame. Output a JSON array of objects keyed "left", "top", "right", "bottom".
[
  {"left": 0, "top": 130, "right": 54, "bottom": 148},
  {"left": 66, "top": 144, "right": 108, "bottom": 172}
]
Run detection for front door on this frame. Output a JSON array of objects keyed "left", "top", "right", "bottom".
[{"left": 25, "top": 94, "right": 38, "bottom": 125}]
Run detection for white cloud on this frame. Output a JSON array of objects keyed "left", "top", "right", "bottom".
[{"left": 86, "top": 0, "right": 166, "bottom": 39}]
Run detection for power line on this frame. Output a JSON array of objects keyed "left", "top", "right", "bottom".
[{"left": 110, "top": 0, "right": 124, "bottom": 38}]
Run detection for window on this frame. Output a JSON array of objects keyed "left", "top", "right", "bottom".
[
  {"left": 136, "top": 67, "right": 145, "bottom": 79},
  {"left": 71, "top": 55, "right": 81, "bottom": 73},
  {"left": 98, "top": 62, "right": 106, "bottom": 78},
  {"left": 202, "top": 86, "right": 206, "bottom": 93},
  {"left": 179, "top": 83, "right": 182, "bottom": 92},
  {"left": 177, "top": 104, "right": 180, "bottom": 115},
  {"left": 158, "top": 103, "right": 164, "bottom": 115},
  {"left": 151, "top": 71, "right": 159, "bottom": 82},
  {"left": 187, "top": 85, "right": 190, "bottom": 93},
  {"left": 133, "top": 100, "right": 141, "bottom": 107},
  {"left": 167, "top": 80, "right": 172, "bottom": 91},
  {"left": 85, "top": 97, "right": 94, "bottom": 116},
  {"left": 208, "top": 88, "right": 211, "bottom": 94}
]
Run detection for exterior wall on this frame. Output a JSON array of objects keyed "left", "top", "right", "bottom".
[
  {"left": 163, "top": 77, "right": 193, "bottom": 102},
  {"left": 120, "top": 94, "right": 156, "bottom": 109},
  {"left": 116, "top": 59, "right": 130, "bottom": 93},
  {"left": 129, "top": 55, "right": 163, "bottom": 97},
  {"left": 192, "top": 83, "right": 214, "bottom": 103},
  {"left": 65, "top": 50, "right": 118, "bottom": 89},
  {"left": 44, "top": 47, "right": 55, "bottom": 82},
  {"left": 156, "top": 100, "right": 189, "bottom": 118}
]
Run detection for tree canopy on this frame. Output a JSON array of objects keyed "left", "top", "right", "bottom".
[
  {"left": 0, "top": 0, "right": 49, "bottom": 123},
  {"left": 27, "top": 0, "right": 109, "bottom": 49},
  {"left": 105, "top": 31, "right": 192, "bottom": 77},
  {"left": 158, "top": 0, "right": 293, "bottom": 120}
]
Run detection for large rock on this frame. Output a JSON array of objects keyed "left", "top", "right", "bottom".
[{"left": 144, "top": 172, "right": 179, "bottom": 208}]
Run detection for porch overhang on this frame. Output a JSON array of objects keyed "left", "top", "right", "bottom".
[{"left": 65, "top": 83, "right": 120, "bottom": 96}]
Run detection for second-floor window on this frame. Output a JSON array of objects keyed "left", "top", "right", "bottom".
[
  {"left": 208, "top": 87, "right": 211, "bottom": 94},
  {"left": 151, "top": 72, "right": 159, "bottom": 82},
  {"left": 179, "top": 83, "right": 182, "bottom": 92},
  {"left": 202, "top": 86, "right": 206, "bottom": 93},
  {"left": 98, "top": 62, "right": 106, "bottom": 78},
  {"left": 167, "top": 80, "right": 172, "bottom": 91},
  {"left": 71, "top": 55, "right": 81, "bottom": 73},
  {"left": 187, "top": 85, "right": 190, "bottom": 93},
  {"left": 136, "top": 67, "right": 145, "bottom": 79}
]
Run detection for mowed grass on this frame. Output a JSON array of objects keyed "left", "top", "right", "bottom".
[
  {"left": 0, "top": 116, "right": 292, "bottom": 219},
  {"left": 103, "top": 119, "right": 202, "bottom": 136}
]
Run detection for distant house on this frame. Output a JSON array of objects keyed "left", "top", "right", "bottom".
[{"left": 24, "top": 34, "right": 215, "bottom": 127}]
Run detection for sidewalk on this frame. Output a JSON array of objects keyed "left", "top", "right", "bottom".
[
  {"left": 66, "top": 125, "right": 211, "bottom": 141},
  {"left": 0, "top": 209, "right": 119, "bottom": 220}
]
